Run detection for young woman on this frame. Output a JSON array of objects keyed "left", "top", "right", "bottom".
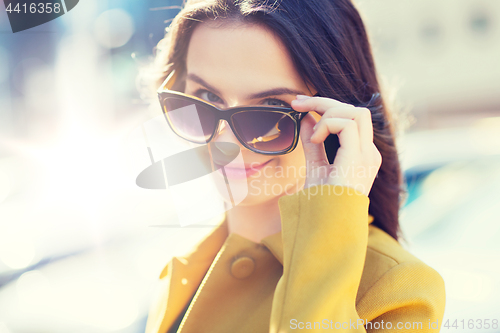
[{"left": 145, "top": 0, "right": 446, "bottom": 332}]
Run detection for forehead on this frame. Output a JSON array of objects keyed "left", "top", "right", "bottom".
[{"left": 185, "top": 22, "right": 308, "bottom": 94}]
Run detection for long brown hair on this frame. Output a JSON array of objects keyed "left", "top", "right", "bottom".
[{"left": 150, "top": 0, "right": 407, "bottom": 240}]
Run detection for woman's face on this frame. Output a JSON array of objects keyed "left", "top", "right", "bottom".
[{"left": 185, "top": 21, "right": 319, "bottom": 206}]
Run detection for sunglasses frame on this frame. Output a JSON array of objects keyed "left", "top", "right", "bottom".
[{"left": 157, "top": 69, "right": 314, "bottom": 155}]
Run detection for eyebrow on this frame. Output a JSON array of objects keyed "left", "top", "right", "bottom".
[{"left": 186, "top": 73, "right": 306, "bottom": 100}]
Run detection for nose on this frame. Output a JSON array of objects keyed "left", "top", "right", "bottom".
[{"left": 212, "top": 120, "right": 245, "bottom": 155}]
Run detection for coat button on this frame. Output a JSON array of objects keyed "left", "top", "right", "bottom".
[{"left": 230, "top": 257, "right": 255, "bottom": 279}]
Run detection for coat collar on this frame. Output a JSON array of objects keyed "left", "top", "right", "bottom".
[
  {"left": 153, "top": 211, "right": 374, "bottom": 333},
  {"left": 160, "top": 211, "right": 374, "bottom": 278}
]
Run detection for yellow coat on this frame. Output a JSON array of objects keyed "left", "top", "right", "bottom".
[{"left": 145, "top": 184, "right": 446, "bottom": 333}]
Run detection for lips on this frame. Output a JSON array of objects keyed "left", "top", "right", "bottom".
[{"left": 213, "top": 159, "right": 273, "bottom": 179}]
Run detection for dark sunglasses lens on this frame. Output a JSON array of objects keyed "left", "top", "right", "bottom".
[
  {"left": 231, "top": 111, "right": 296, "bottom": 153},
  {"left": 162, "top": 97, "right": 216, "bottom": 143}
]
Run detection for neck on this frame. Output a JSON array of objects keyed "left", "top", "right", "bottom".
[{"left": 226, "top": 196, "right": 282, "bottom": 244}]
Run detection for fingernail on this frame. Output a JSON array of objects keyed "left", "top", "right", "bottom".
[{"left": 295, "top": 94, "right": 311, "bottom": 100}]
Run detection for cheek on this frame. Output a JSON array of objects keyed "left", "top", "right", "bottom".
[{"left": 275, "top": 142, "right": 306, "bottom": 181}]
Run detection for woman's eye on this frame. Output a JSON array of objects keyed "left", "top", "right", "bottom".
[
  {"left": 263, "top": 99, "right": 289, "bottom": 107},
  {"left": 192, "top": 89, "right": 288, "bottom": 107},
  {"left": 197, "top": 90, "right": 222, "bottom": 103}
]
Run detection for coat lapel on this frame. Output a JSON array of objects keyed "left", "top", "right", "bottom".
[
  {"left": 148, "top": 209, "right": 374, "bottom": 333},
  {"left": 148, "top": 214, "right": 229, "bottom": 333}
]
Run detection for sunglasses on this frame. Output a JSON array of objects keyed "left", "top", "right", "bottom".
[{"left": 157, "top": 70, "right": 319, "bottom": 155}]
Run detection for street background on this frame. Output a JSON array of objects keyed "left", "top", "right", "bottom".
[{"left": 1, "top": 0, "right": 499, "bottom": 332}]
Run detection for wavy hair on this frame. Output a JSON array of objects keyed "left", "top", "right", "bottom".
[{"left": 148, "top": 0, "right": 407, "bottom": 240}]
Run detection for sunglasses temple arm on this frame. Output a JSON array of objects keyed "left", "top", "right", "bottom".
[{"left": 158, "top": 70, "right": 179, "bottom": 93}]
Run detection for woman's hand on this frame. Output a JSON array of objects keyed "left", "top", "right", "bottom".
[{"left": 291, "top": 95, "right": 382, "bottom": 197}]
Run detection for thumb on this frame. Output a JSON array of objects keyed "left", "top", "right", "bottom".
[{"left": 299, "top": 113, "right": 329, "bottom": 168}]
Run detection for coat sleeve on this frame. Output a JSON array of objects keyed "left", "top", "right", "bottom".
[
  {"left": 269, "top": 184, "right": 445, "bottom": 333},
  {"left": 357, "top": 260, "right": 446, "bottom": 332}
]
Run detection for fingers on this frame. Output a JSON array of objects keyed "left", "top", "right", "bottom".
[
  {"left": 292, "top": 96, "right": 348, "bottom": 113},
  {"left": 292, "top": 96, "right": 374, "bottom": 151},
  {"left": 313, "top": 106, "right": 373, "bottom": 148},
  {"left": 299, "top": 113, "right": 329, "bottom": 167},
  {"left": 311, "top": 118, "right": 360, "bottom": 152}
]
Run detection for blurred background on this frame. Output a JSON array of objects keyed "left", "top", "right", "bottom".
[{"left": 0, "top": 0, "right": 499, "bottom": 332}]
